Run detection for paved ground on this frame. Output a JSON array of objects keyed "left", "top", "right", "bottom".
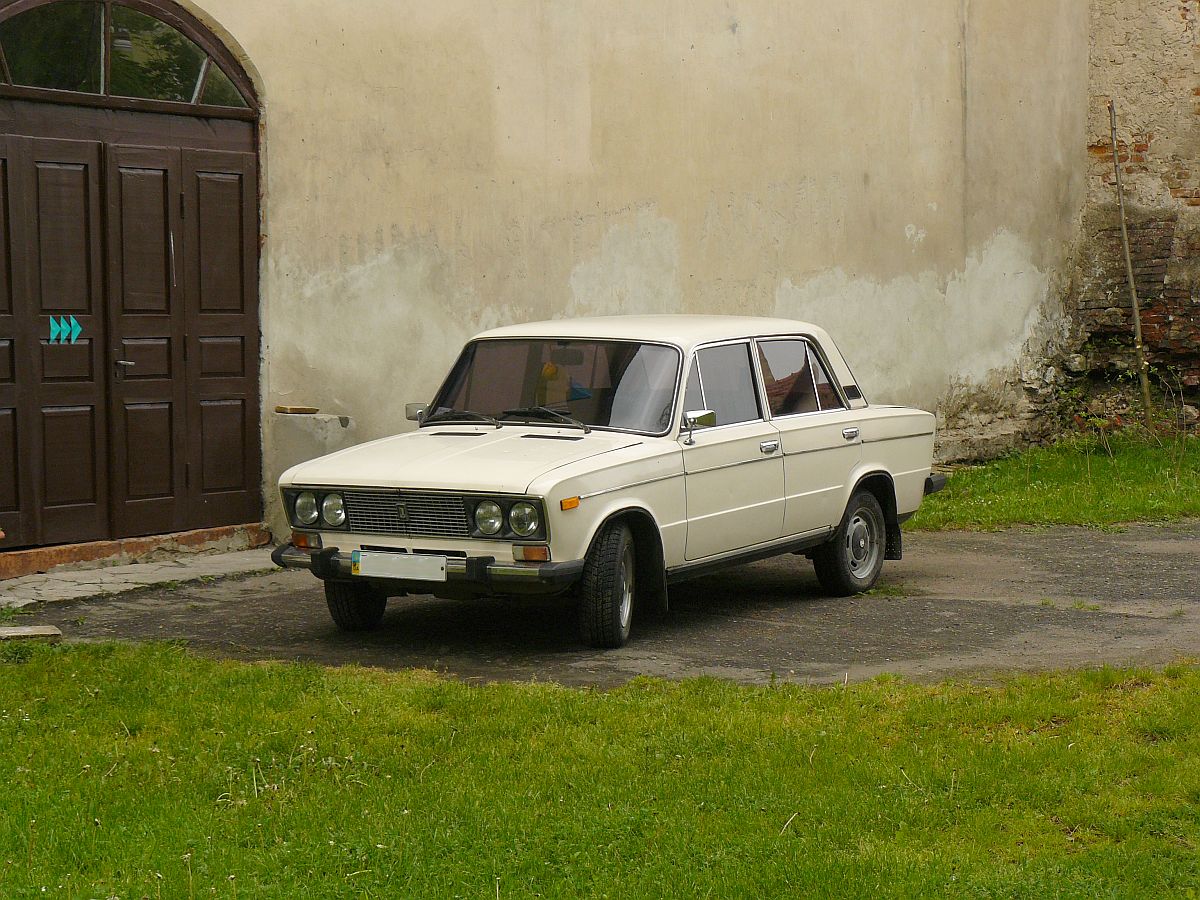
[
  {"left": 0, "top": 549, "right": 275, "bottom": 608},
  {"left": 9, "top": 523, "right": 1200, "bottom": 687}
]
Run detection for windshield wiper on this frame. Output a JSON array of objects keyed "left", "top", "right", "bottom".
[
  {"left": 421, "top": 409, "right": 501, "bottom": 428},
  {"left": 501, "top": 406, "right": 591, "bottom": 433}
]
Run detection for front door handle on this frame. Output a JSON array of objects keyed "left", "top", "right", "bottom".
[
  {"left": 842, "top": 427, "right": 860, "bottom": 441},
  {"left": 760, "top": 439, "right": 780, "bottom": 454}
]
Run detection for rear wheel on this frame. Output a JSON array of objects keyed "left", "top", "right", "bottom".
[
  {"left": 812, "top": 490, "right": 885, "bottom": 596},
  {"left": 324, "top": 581, "right": 387, "bottom": 631},
  {"left": 578, "top": 522, "right": 636, "bottom": 648}
]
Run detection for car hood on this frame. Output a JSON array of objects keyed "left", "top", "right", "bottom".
[{"left": 283, "top": 426, "right": 644, "bottom": 495}]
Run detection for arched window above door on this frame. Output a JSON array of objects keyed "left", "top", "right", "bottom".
[{"left": 0, "top": 0, "right": 253, "bottom": 111}]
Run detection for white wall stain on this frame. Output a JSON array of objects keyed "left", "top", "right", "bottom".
[{"left": 566, "top": 209, "right": 682, "bottom": 317}]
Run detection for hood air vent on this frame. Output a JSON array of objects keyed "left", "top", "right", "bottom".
[{"left": 521, "top": 434, "right": 585, "bottom": 442}]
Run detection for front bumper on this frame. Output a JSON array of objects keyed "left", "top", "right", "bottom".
[{"left": 271, "top": 543, "right": 584, "bottom": 595}]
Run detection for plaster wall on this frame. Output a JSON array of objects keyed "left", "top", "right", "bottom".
[{"left": 179, "top": 0, "right": 1089, "bottom": 532}]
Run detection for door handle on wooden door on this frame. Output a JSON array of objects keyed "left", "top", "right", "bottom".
[{"left": 114, "top": 359, "right": 136, "bottom": 377}]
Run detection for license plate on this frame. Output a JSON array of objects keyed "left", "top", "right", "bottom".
[{"left": 351, "top": 550, "right": 447, "bottom": 582}]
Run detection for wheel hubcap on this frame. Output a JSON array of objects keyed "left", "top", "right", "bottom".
[
  {"left": 618, "top": 544, "right": 634, "bottom": 630},
  {"left": 845, "top": 513, "right": 880, "bottom": 577}
]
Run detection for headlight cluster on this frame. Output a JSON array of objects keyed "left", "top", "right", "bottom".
[
  {"left": 291, "top": 490, "right": 347, "bottom": 528},
  {"left": 470, "top": 498, "right": 544, "bottom": 539}
]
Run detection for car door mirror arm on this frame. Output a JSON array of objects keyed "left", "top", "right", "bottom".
[{"left": 681, "top": 409, "right": 717, "bottom": 445}]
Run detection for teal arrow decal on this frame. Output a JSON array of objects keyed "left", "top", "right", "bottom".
[
  {"left": 69, "top": 315, "right": 81, "bottom": 344},
  {"left": 49, "top": 317, "right": 61, "bottom": 343}
]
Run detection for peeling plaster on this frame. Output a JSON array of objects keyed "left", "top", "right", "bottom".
[{"left": 775, "top": 231, "right": 1063, "bottom": 409}]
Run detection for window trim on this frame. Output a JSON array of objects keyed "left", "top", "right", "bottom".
[{"left": 0, "top": 0, "right": 257, "bottom": 117}]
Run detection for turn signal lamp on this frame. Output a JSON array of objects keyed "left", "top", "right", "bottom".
[
  {"left": 292, "top": 530, "right": 322, "bottom": 551},
  {"left": 513, "top": 545, "right": 551, "bottom": 562},
  {"left": 560, "top": 496, "right": 580, "bottom": 511}
]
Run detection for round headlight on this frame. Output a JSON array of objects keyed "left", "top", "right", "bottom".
[
  {"left": 321, "top": 493, "right": 346, "bottom": 527},
  {"left": 509, "top": 502, "right": 540, "bottom": 537},
  {"left": 294, "top": 491, "right": 318, "bottom": 525},
  {"left": 474, "top": 500, "right": 504, "bottom": 535}
]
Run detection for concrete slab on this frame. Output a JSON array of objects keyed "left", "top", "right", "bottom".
[
  {"left": 0, "top": 549, "right": 276, "bottom": 609},
  {"left": 0, "top": 625, "right": 62, "bottom": 643}
]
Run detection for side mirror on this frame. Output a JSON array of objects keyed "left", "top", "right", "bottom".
[
  {"left": 405, "top": 402, "right": 427, "bottom": 422},
  {"left": 682, "top": 409, "right": 717, "bottom": 445}
]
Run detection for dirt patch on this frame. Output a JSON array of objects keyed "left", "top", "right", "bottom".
[{"left": 16, "top": 523, "right": 1200, "bottom": 687}]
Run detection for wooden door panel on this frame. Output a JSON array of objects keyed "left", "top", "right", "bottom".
[
  {"left": 0, "top": 154, "right": 11, "bottom": 316},
  {"left": 123, "top": 402, "right": 174, "bottom": 500},
  {"left": 183, "top": 149, "right": 260, "bottom": 528},
  {"left": 20, "top": 137, "right": 108, "bottom": 545},
  {"left": 199, "top": 398, "right": 248, "bottom": 492},
  {"left": 0, "top": 407, "right": 17, "bottom": 514},
  {"left": 106, "top": 145, "right": 188, "bottom": 538}
]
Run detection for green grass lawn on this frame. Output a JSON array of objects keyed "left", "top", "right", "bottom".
[
  {"left": 2, "top": 643, "right": 1198, "bottom": 897},
  {"left": 911, "top": 431, "right": 1200, "bottom": 530}
]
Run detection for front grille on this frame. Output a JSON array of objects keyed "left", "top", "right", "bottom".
[{"left": 343, "top": 489, "right": 471, "bottom": 538}]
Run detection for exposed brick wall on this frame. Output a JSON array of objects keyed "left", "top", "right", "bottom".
[{"left": 1073, "top": 1, "right": 1200, "bottom": 389}]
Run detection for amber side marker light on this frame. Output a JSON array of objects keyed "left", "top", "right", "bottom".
[
  {"left": 513, "top": 545, "right": 551, "bottom": 562},
  {"left": 560, "top": 496, "right": 580, "bottom": 511},
  {"left": 292, "top": 531, "right": 322, "bottom": 551}
]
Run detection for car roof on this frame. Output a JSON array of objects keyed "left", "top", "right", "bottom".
[{"left": 472, "top": 315, "right": 835, "bottom": 354}]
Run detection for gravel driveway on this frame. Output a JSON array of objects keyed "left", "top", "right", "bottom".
[{"left": 18, "top": 522, "right": 1200, "bottom": 687}]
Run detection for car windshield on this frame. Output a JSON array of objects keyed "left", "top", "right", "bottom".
[{"left": 428, "top": 339, "right": 681, "bottom": 434}]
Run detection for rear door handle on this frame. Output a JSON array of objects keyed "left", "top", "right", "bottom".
[
  {"left": 760, "top": 439, "right": 780, "bottom": 454},
  {"left": 842, "top": 427, "right": 860, "bottom": 441}
]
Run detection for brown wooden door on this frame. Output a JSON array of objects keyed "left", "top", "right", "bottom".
[
  {"left": 105, "top": 145, "right": 189, "bottom": 537},
  {"left": 7, "top": 136, "right": 109, "bottom": 546},
  {"left": 182, "top": 149, "right": 260, "bottom": 529},
  {"left": 0, "top": 119, "right": 259, "bottom": 550}
]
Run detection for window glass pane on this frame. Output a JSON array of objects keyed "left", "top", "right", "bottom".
[
  {"left": 810, "top": 347, "right": 846, "bottom": 410},
  {"left": 431, "top": 340, "right": 681, "bottom": 434},
  {"left": 1, "top": 1, "right": 102, "bottom": 93},
  {"left": 200, "top": 62, "right": 248, "bottom": 108},
  {"left": 110, "top": 5, "right": 205, "bottom": 102},
  {"left": 695, "top": 343, "right": 760, "bottom": 426},
  {"left": 682, "top": 362, "right": 704, "bottom": 412},
  {"left": 758, "top": 340, "right": 818, "bottom": 416}
]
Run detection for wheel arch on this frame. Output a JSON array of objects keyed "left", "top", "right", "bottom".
[
  {"left": 848, "top": 470, "right": 902, "bottom": 560},
  {"left": 586, "top": 506, "right": 668, "bottom": 612}
]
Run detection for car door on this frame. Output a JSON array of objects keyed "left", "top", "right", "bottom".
[
  {"left": 680, "top": 341, "right": 784, "bottom": 560},
  {"left": 755, "top": 337, "right": 861, "bottom": 535}
]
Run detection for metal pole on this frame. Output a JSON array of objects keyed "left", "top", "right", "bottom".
[{"left": 1108, "top": 99, "right": 1155, "bottom": 429}]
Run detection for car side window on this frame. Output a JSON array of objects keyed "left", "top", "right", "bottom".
[
  {"left": 757, "top": 340, "right": 818, "bottom": 416},
  {"left": 692, "top": 343, "right": 761, "bottom": 426},
  {"left": 683, "top": 362, "right": 704, "bottom": 412},
  {"left": 810, "top": 346, "right": 846, "bottom": 410}
]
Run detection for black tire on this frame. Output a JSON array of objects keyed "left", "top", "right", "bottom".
[
  {"left": 578, "top": 522, "right": 636, "bottom": 648},
  {"left": 324, "top": 581, "right": 387, "bottom": 631},
  {"left": 812, "top": 490, "right": 886, "bottom": 596}
]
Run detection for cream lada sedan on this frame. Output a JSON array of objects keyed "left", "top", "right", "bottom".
[{"left": 273, "top": 316, "right": 945, "bottom": 648}]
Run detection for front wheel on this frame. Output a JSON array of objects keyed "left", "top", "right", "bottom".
[
  {"left": 812, "top": 490, "right": 885, "bottom": 596},
  {"left": 324, "top": 580, "right": 387, "bottom": 631},
  {"left": 578, "top": 522, "right": 636, "bottom": 648}
]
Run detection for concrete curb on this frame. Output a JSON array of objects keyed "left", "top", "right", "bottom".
[{"left": 0, "top": 625, "right": 62, "bottom": 642}]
